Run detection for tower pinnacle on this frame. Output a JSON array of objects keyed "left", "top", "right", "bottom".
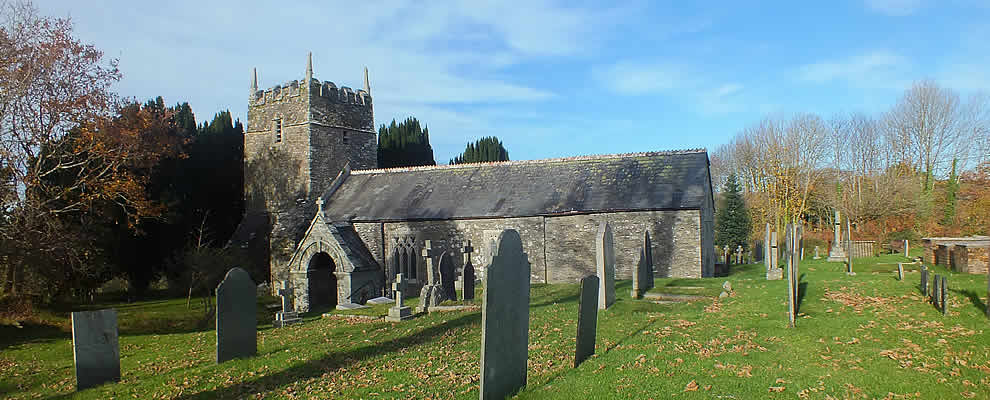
[
  {"left": 306, "top": 52, "right": 313, "bottom": 82},
  {"left": 251, "top": 67, "right": 258, "bottom": 93},
  {"left": 363, "top": 66, "right": 371, "bottom": 95}
]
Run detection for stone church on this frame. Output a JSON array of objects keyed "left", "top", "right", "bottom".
[{"left": 231, "top": 54, "right": 716, "bottom": 312}]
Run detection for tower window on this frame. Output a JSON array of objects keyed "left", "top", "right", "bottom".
[
  {"left": 274, "top": 118, "right": 282, "bottom": 143},
  {"left": 342, "top": 131, "right": 349, "bottom": 144}
]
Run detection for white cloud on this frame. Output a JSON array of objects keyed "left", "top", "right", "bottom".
[
  {"left": 593, "top": 60, "right": 746, "bottom": 115},
  {"left": 797, "top": 50, "right": 910, "bottom": 88},
  {"left": 865, "top": 0, "right": 924, "bottom": 16}
]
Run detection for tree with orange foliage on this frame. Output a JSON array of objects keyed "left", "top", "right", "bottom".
[{"left": 0, "top": 1, "right": 180, "bottom": 300}]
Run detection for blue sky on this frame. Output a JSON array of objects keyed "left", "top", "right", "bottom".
[{"left": 39, "top": 0, "right": 990, "bottom": 164}]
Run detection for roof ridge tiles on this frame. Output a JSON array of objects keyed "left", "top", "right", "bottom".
[{"left": 350, "top": 148, "right": 707, "bottom": 175}]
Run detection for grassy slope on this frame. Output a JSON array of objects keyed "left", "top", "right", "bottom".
[{"left": 2, "top": 250, "right": 989, "bottom": 399}]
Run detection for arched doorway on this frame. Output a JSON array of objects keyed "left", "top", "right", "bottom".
[{"left": 307, "top": 252, "right": 338, "bottom": 310}]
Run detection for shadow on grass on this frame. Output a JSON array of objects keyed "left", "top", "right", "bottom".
[
  {"left": 954, "top": 289, "right": 987, "bottom": 314},
  {"left": 77, "top": 312, "right": 485, "bottom": 400},
  {"left": 0, "top": 323, "right": 68, "bottom": 350},
  {"left": 796, "top": 273, "right": 808, "bottom": 315}
]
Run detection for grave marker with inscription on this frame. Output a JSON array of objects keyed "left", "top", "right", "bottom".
[
  {"left": 596, "top": 221, "right": 616, "bottom": 310},
  {"left": 575, "top": 275, "right": 599, "bottom": 368},
  {"left": 216, "top": 267, "right": 257, "bottom": 363},
  {"left": 71, "top": 309, "right": 120, "bottom": 390},
  {"left": 479, "top": 230, "right": 531, "bottom": 400}
]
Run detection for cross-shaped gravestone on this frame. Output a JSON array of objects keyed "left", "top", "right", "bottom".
[
  {"left": 315, "top": 196, "right": 324, "bottom": 213},
  {"left": 421, "top": 240, "right": 436, "bottom": 285},
  {"left": 462, "top": 240, "right": 474, "bottom": 263},
  {"left": 386, "top": 273, "right": 413, "bottom": 321},
  {"left": 278, "top": 282, "right": 293, "bottom": 312}
]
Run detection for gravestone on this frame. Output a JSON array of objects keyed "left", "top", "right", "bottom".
[
  {"left": 763, "top": 222, "right": 773, "bottom": 271},
  {"left": 920, "top": 265, "right": 929, "bottom": 298},
  {"left": 575, "top": 275, "right": 599, "bottom": 368},
  {"left": 630, "top": 231, "right": 654, "bottom": 299},
  {"left": 479, "top": 230, "right": 531, "bottom": 400},
  {"left": 418, "top": 240, "right": 445, "bottom": 312},
  {"left": 735, "top": 245, "right": 744, "bottom": 265},
  {"left": 438, "top": 251, "right": 457, "bottom": 301},
  {"left": 386, "top": 273, "right": 413, "bottom": 322},
  {"left": 904, "top": 240, "right": 910, "bottom": 258},
  {"left": 596, "top": 221, "right": 616, "bottom": 310},
  {"left": 770, "top": 231, "right": 779, "bottom": 269},
  {"left": 274, "top": 282, "right": 301, "bottom": 328},
  {"left": 897, "top": 263, "right": 904, "bottom": 281},
  {"left": 813, "top": 246, "right": 821, "bottom": 259},
  {"left": 366, "top": 296, "right": 395, "bottom": 305},
  {"left": 828, "top": 210, "right": 847, "bottom": 261},
  {"left": 462, "top": 240, "right": 476, "bottom": 300},
  {"left": 941, "top": 276, "right": 948, "bottom": 316},
  {"left": 216, "top": 267, "right": 257, "bottom": 363},
  {"left": 932, "top": 274, "right": 941, "bottom": 308},
  {"left": 71, "top": 309, "right": 120, "bottom": 390}
]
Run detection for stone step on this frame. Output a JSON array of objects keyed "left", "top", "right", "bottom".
[{"left": 651, "top": 300, "right": 685, "bottom": 305}]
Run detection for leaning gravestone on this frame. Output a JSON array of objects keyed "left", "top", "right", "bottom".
[
  {"left": 932, "top": 274, "right": 941, "bottom": 309},
  {"left": 216, "top": 267, "right": 257, "bottom": 363},
  {"left": 575, "top": 275, "right": 599, "bottom": 368},
  {"left": 480, "top": 229, "right": 531, "bottom": 400},
  {"left": 897, "top": 263, "right": 904, "bottom": 281},
  {"left": 72, "top": 309, "right": 120, "bottom": 390},
  {"left": 438, "top": 251, "right": 457, "bottom": 301},
  {"left": 630, "top": 231, "right": 654, "bottom": 298},
  {"left": 596, "top": 222, "right": 616, "bottom": 310}
]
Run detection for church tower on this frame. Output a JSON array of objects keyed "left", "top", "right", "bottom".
[{"left": 244, "top": 52, "right": 376, "bottom": 212}]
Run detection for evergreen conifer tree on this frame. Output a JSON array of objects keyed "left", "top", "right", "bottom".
[
  {"left": 715, "top": 173, "right": 752, "bottom": 251},
  {"left": 376, "top": 117, "right": 436, "bottom": 168},
  {"left": 449, "top": 136, "right": 510, "bottom": 164}
]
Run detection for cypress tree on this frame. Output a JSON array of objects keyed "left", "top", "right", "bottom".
[
  {"left": 377, "top": 117, "right": 436, "bottom": 168},
  {"left": 449, "top": 136, "right": 510, "bottom": 164},
  {"left": 715, "top": 173, "right": 752, "bottom": 251}
]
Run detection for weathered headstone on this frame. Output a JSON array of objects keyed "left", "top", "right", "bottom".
[
  {"left": 630, "top": 231, "right": 654, "bottom": 299},
  {"left": 418, "top": 240, "right": 445, "bottom": 312},
  {"left": 813, "top": 245, "right": 821, "bottom": 259},
  {"left": 735, "top": 245, "right": 744, "bottom": 265},
  {"left": 770, "top": 231, "right": 779, "bottom": 269},
  {"left": 479, "top": 230, "right": 531, "bottom": 400},
  {"left": 904, "top": 240, "right": 910, "bottom": 259},
  {"left": 596, "top": 221, "right": 616, "bottom": 310},
  {"left": 897, "top": 263, "right": 904, "bottom": 281},
  {"left": 827, "top": 210, "right": 847, "bottom": 262},
  {"left": 438, "top": 251, "right": 457, "bottom": 301},
  {"left": 462, "top": 240, "right": 476, "bottom": 300},
  {"left": 574, "top": 275, "right": 599, "bottom": 368},
  {"left": 386, "top": 273, "right": 413, "bottom": 322},
  {"left": 940, "top": 275, "right": 948, "bottom": 316},
  {"left": 932, "top": 274, "right": 941, "bottom": 308},
  {"left": 274, "top": 282, "right": 301, "bottom": 327},
  {"left": 920, "top": 265, "right": 929, "bottom": 298},
  {"left": 216, "top": 267, "right": 257, "bottom": 363},
  {"left": 71, "top": 309, "right": 120, "bottom": 390}
]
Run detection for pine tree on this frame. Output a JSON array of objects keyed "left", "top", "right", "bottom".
[
  {"left": 449, "top": 136, "right": 510, "bottom": 164},
  {"left": 376, "top": 117, "right": 436, "bottom": 168},
  {"left": 715, "top": 173, "right": 752, "bottom": 251}
]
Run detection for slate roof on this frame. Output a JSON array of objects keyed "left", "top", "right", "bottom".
[{"left": 322, "top": 149, "right": 712, "bottom": 222}]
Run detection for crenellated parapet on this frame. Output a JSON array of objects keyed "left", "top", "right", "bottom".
[{"left": 250, "top": 78, "right": 371, "bottom": 107}]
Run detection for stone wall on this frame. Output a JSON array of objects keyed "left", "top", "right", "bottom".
[
  {"left": 544, "top": 210, "right": 702, "bottom": 282},
  {"left": 355, "top": 209, "right": 705, "bottom": 289},
  {"left": 935, "top": 244, "right": 951, "bottom": 267},
  {"left": 308, "top": 125, "right": 376, "bottom": 197},
  {"left": 952, "top": 245, "right": 990, "bottom": 275}
]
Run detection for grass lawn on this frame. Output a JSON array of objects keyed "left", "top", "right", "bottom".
[{"left": 2, "top": 250, "right": 989, "bottom": 399}]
